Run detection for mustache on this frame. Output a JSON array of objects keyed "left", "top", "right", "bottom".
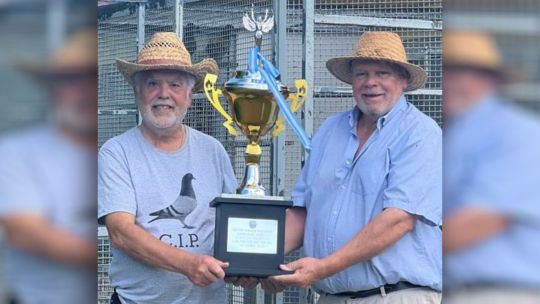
[{"left": 149, "top": 100, "right": 175, "bottom": 107}]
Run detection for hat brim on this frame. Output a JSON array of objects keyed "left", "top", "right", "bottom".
[
  {"left": 326, "top": 56, "right": 427, "bottom": 92},
  {"left": 18, "top": 61, "right": 97, "bottom": 81},
  {"left": 116, "top": 58, "right": 218, "bottom": 92}
]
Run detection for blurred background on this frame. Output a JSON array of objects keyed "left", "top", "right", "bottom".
[
  {"left": 0, "top": 1, "right": 97, "bottom": 304},
  {"left": 443, "top": 1, "right": 540, "bottom": 304}
]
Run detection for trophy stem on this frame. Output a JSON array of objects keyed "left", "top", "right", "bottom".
[{"left": 238, "top": 142, "right": 266, "bottom": 196}]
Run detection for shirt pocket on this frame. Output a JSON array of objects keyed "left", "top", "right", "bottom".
[{"left": 351, "top": 148, "right": 390, "bottom": 195}]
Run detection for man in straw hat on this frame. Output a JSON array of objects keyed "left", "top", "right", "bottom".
[
  {"left": 98, "top": 32, "right": 237, "bottom": 303},
  {"left": 0, "top": 28, "right": 98, "bottom": 304},
  {"left": 443, "top": 30, "right": 540, "bottom": 304},
  {"left": 259, "top": 31, "right": 442, "bottom": 303}
]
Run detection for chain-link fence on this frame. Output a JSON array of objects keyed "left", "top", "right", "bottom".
[{"left": 97, "top": 0, "right": 442, "bottom": 303}]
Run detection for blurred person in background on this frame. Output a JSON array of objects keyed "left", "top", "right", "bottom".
[
  {"left": 443, "top": 30, "right": 540, "bottom": 303},
  {"left": 0, "top": 28, "right": 98, "bottom": 304},
  {"left": 98, "top": 32, "right": 237, "bottom": 304}
]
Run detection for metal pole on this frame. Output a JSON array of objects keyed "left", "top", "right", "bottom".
[
  {"left": 46, "top": 0, "right": 67, "bottom": 53},
  {"left": 302, "top": 0, "right": 315, "bottom": 164},
  {"left": 272, "top": 3, "right": 286, "bottom": 304},
  {"left": 137, "top": 1, "right": 145, "bottom": 125},
  {"left": 298, "top": 4, "right": 315, "bottom": 304},
  {"left": 137, "top": 2, "right": 145, "bottom": 53},
  {"left": 271, "top": 0, "right": 287, "bottom": 199},
  {"left": 175, "top": 0, "right": 184, "bottom": 38}
]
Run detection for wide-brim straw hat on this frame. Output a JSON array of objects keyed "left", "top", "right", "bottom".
[
  {"left": 19, "top": 28, "right": 97, "bottom": 79},
  {"left": 326, "top": 31, "right": 427, "bottom": 91},
  {"left": 116, "top": 32, "right": 218, "bottom": 92},
  {"left": 443, "top": 30, "right": 502, "bottom": 73}
]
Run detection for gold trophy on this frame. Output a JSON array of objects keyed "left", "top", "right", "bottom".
[
  {"left": 204, "top": 6, "right": 308, "bottom": 196},
  {"left": 204, "top": 6, "right": 311, "bottom": 277}
]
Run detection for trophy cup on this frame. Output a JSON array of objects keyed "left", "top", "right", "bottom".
[{"left": 203, "top": 6, "right": 311, "bottom": 277}]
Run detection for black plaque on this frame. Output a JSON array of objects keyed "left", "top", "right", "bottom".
[{"left": 210, "top": 195, "right": 293, "bottom": 277}]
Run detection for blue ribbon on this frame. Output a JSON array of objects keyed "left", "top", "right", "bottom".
[{"left": 248, "top": 48, "right": 312, "bottom": 151}]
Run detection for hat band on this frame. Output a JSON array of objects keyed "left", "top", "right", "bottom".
[{"left": 138, "top": 58, "right": 192, "bottom": 66}]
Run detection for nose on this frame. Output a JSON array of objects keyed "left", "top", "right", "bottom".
[
  {"left": 363, "top": 73, "right": 377, "bottom": 87},
  {"left": 157, "top": 83, "right": 171, "bottom": 99}
]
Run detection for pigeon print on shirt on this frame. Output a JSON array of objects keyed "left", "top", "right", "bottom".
[{"left": 148, "top": 173, "right": 197, "bottom": 229}]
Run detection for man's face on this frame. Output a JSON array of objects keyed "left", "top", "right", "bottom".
[
  {"left": 351, "top": 61, "right": 408, "bottom": 120},
  {"left": 135, "top": 70, "right": 193, "bottom": 133},
  {"left": 50, "top": 72, "right": 98, "bottom": 136},
  {"left": 443, "top": 66, "right": 497, "bottom": 119}
]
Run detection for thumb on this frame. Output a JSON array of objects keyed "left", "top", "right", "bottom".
[
  {"left": 280, "top": 260, "right": 298, "bottom": 271},
  {"left": 216, "top": 259, "right": 230, "bottom": 268}
]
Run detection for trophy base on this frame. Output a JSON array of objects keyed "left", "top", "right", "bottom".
[
  {"left": 210, "top": 194, "right": 293, "bottom": 278},
  {"left": 225, "top": 267, "right": 293, "bottom": 278}
]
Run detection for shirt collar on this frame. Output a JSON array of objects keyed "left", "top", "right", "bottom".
[{"left": 348, "top": 95, "right": 408, "bottom": 133}]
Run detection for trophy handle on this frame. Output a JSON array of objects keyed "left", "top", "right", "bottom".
[
  {"left": 204, "top": 74, "right": 238, "bottom": 136},
  {"left": 272, "top": 79, "right": 308, "bottom": 137}
]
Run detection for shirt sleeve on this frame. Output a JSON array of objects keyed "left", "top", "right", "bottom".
[
  {"left": 0, "top": 139, "right": 45, "bottom": 216},
  {"left": 382, "top": 126, "right": 442, "bottom": 226},
  {"left": 98, "top": 141, "right": 137, "bottom": 225}
]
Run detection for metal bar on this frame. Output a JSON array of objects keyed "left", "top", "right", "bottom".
[
  {"left": 271, "top": 0, "right": 287, "bottom": 200},
  {"left": 445, "top": 12, "right": 540, "bottom": 34},
  {"left": 314, "top": 87, "right": 442, "bottom": 96},
  {"left": 137, "top": 1, "right": 145, "bottom": 125},
  {"left": 175, "top": 0, "right": 185, "bottom": 38},
  {"left": 302, "top": 0, "right": 315, "bottom": 165},
  {"left": 137, "top": 2, "right": 145, "bottom": 53},
  {"left": 98, "top": 226, "right": 109, "bottom": 237},
  {"left": 315, "top": 14, "right": 442, "bottom": 30},
  {"left": 46, "top": 0, "right": 67, "bottom": 52},
  {"left": 255, "top": 285, "right": 265, "bottom": 304}
]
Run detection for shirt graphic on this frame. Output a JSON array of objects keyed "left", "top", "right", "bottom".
[{"left": 148, "top": 173, "right": 197, "bottom": 229}]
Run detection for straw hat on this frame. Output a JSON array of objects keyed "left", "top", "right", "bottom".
[
  {"left": 326, "top": 31, "right": 427, "bottom": 91},
  {"left": 20, "top": 28, "right": 97, "bottom": 78},
  {"left": 116, "top": 32, "right": 218, "bottom": 92},
  {"left": 443, "top": 30, "right": 502, "bottom": 73}
]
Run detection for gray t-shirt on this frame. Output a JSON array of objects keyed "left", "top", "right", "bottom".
[
  {"left": 98, "top": 126, "right": 237, "bottom": 304},
  {"left": 0, "top": 125, "right": 97, "bottom": 304}
]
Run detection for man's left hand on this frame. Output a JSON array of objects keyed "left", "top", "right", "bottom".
[{"left": 272, "top": 257, "right": 328, "bottom": 288}]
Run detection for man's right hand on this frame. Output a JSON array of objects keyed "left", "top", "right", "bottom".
[{"left": 185, "top": 255, "right": 229, "bottom": 287}]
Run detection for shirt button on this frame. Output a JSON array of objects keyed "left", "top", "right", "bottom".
[
  {"left": 346, "top": 160, "right": 351, "bottom": 165},
  {"left": 340, "top": 185, "right": 346, "bottom": 189},
  {"left": 332, "top": 211, "right": 337, "bottom": 216}
]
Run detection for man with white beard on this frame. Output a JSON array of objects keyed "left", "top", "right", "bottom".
[{"left": 98, "top": 32, "right": 237, "bottom": 304}]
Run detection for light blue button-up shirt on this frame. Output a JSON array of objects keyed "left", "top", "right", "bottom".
[
  {"left": 292, "top": 96, "right": 442, "bottom": 293},
  {"left": 444, "top": 93, "right": 540, "bottom": 289}
]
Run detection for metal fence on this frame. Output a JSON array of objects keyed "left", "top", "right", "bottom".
[{"left": 97, "top": 0, "right": 442, "bottom": 303}]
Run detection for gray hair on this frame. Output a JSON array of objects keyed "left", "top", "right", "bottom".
[{"left": 132, "top": 69, "right": 196, "bottom": 91}]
